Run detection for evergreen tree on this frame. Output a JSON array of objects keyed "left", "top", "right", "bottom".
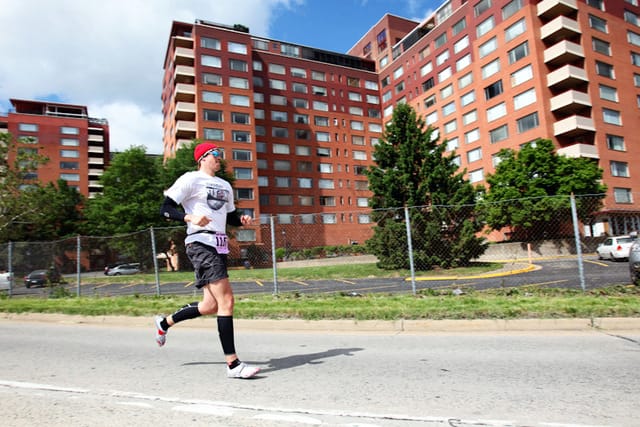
[{"left": 365, "top": 103, "right": 486, "bottom": 270}]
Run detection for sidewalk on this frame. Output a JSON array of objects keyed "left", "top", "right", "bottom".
[{"left": 3, "top": 312, "right": 639, "bottom": 334}]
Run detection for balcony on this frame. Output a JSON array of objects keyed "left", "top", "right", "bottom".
[
  {"left": 173, "top": 34, "right": 193, "bottom": 49},
  {"left": 553, "top": 115, "right": 595, "bottom": 137},
  {"left": 557, "top": 143, "right": 599, "bottom": 159},
  {"left": 540, "top": 16, "right": 581, "bottom": 45},
  {"left": 173, "top": 47, "right": 194, "bottom": 66},
  {"left": 174, "top": 65, "right": 195, "bottom": 84},
  {"left": 88, "top": 146, "right": 104, "bottom": 154},
  {"left": 547, "top": 64, "right": 588, "bottom": 90},
  {"left": 176, "top": 120, "right": 196, "bottom": 138},
  {"left": 550, "top": 90, "right": 591, "bottom": 114},
  {"left": 175, "top": 102, "right": 196, "bottom": 120},
  {"left": 88, "top": 134, "right": 104, "bottom": 143},
  {"left": 88, "top": 157, "right": 104, "bottom": 165},
  {"left": 174, "top": 83, "right": 195, "bottom": 102},
  {"left": 88, "top": 169, "right": 104, "bottom": 176},
  {"left": 537, "top": 0, "right": 577, "bottom": 21},
  {"left": 544, "top": 40, "right": 584, "bottom": 67}
]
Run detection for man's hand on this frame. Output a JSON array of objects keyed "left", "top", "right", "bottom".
[
  {"left": 185, "top": 214, "right": 211, "bottom": 227},
  {"left": 240, "top": 215, "right": 253, "bottom": 226}
]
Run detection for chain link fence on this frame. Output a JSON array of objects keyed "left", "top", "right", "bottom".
[{"left": 1, "top": 194, "right": 638, "bottom": 297}]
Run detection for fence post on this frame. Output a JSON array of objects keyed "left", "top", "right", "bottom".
[
  {"left": 570, "top": 193, "right": 586, "bottom": 292},
  {"left": 8, "top": 241, "right": 13, "bottom": 298},
  {"left": 270, "top": 216, "right": 278, "bottom": 295},
  {"left": 76, "top": 235, "right": 82, "bottom": 297},
  {"left": 404, "top": 206, "right": 416, "bottom": 295},
  {"left": 150, "top": 227, "right": 161, "bottom": 296}
]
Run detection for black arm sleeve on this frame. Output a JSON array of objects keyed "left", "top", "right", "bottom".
[
  {"left": 226, "top": 211, "right": 243, "bottom": 227},
  {"left": 160, "top": 196, "right": 186, "bottom": 222}
]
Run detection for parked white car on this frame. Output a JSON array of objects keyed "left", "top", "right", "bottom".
[
  {"left": 0, "top": 271, "right": 14, "bottom": 290},
  {"left": 597, "top": 235, "right": 636, "bottom": 261}
]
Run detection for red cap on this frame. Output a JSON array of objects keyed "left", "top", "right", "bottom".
[{"left": 194, "top": 142, "right": 218, "bottom": 163}]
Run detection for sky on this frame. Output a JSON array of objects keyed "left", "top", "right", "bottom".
[{"left": 0, "top": 0, "right": 440, "bottom": 154}]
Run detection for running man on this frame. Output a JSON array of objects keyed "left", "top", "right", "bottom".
[{"left": 155, "top": 142, "right": 260, "bottom": 379}]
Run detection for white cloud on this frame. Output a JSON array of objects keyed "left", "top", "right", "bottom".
[{"left": 0, "top": 0, "right": 302, "bottom": 154}]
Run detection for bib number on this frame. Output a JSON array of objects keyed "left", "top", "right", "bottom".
[{"left": 214, "top": 234, "right": 229, "bottom": 254}]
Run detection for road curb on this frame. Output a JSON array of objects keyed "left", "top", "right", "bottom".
[{"left": 2, "top": 313, "right": 639, "bottom": 334}]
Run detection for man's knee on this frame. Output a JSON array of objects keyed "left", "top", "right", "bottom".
[{"left": 199, "top": 300, "right": 218, "bottom": 315}]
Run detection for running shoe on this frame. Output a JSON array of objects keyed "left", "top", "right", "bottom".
[
  {"left": 227, "top": 362, "right": 260, "bottom": 379},
  {"left": 154, "top": 315, "right": 167, "bottom": 347}
]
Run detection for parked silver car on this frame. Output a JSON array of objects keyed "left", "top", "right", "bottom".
[
  {"left": 629, "top": 239, "right": 640, "bottom": 285},
  {"left": 596, "top": 235, "right": 635, "bottom": 261},
  {"left": 104, "top": 263, "right": 140, "bottom": 276}
]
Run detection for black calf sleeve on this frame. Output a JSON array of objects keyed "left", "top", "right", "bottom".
[
  {"left": 171, "top": 302, "right": 201, "bottom": 325},
  {"left": 217, "top": 315, "right": 236, "bottom": 355}
]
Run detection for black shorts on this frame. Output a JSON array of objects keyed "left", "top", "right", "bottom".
[{"left": 186, "top": 241, "right": 229, "bottom": 288}]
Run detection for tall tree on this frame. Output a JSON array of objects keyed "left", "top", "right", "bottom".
[
  {"left": 0, "top": 132, "right": 50, "bottom": 242},
  {"left": 365, "top": 103, "right": 487, "bottom": 270},
  {"left": 480, "top": 138, "right": 606, "bottom": 239},
  {"left": 82, "top": 146, "right": 165, "bottom": 235}
]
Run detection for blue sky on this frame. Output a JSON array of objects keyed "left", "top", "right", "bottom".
[{"left": 0, "top": 0, "right": 440, "bottom": 154}]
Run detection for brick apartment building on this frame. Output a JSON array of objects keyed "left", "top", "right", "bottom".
[
  {"left": 0, "top": 99, "right": 110, "bottom": 199},
  {"left": 161, "top": 0, "right": 640, "bottom": 247}
]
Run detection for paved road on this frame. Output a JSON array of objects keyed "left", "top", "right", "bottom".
[
  {"left": 6, "top": 255, "right": 634, "bottom": 297},
  {"left": 1, "top": 317, "right": 638, "bottom": 426}
]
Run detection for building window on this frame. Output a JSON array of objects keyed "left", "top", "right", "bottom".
[
  {"left": 474, "top": 0, "right": 492, "bottom": 16},
  {"left": 60, "top": 138, "right": 79, "bottom": 146},
  {"left": 229, "top": 59, "right": 247, "bottom": 72},
  {"left": 603, "top": 108, "right": 621, "bottom": 125},
  {"left": 297, "top": 160, "right": 312, "bottom": 172},
  {"left": 232, "top": 112, "right": 250, "bottom": 124},
  {"left": 273, "top": 160, "right": 291, "bottom": 171},
  {"left": 606, "top": 134, "right": 625, "bottom": 151},
  {"left": 586, "top": 0, "right": 604, "bottom": 10},
  {"left": 201, "top": 55, "right": 221, "bottom": 68},
  {"left": 60, "top": 162, "right": 79, "bottom": 169},
  {"left": 201, "top": 37, "right": 221, "bottom": 50},
  {"left": 465, "top": 129, "right": 480, "bottom": 145},
  {"left": 595, "top": 61, "right": 614, "bottom": 78},
  {"left": 458, "top": 72, "right": 473, "bottom": 89},
  {"left": 203, "top": 73, "right": 222, "bottom": 85},
  {"left": 232, "top": 131, "right": 251, "bottom": 143},
  {"left": 203, "top": 91, "right": 223, "bottom": 103},
  {"left": 443, "top": 101, "right": 456, "bottom": 116},
  {"left": 275, "top": 195, "right": 293, "bottom": 206},
  {"left": 230, "top": 94, "right": 250, "bottom": 106},
  {"left": 18, "top": 123, "right": 38, "bottom": 132},
  {"left": 291, "top": 67, "right": 307, "bottom": 78},
  {"left": 511, "top": 64, "right": 533, "bottom": 86},
  {"left": 229, "top": 77, "right": 249, "bottom": 89},
  {"left": 457, "top": 54, "right": 472, "bottom": 71},
  {"left": 297, "top": 178, "right": 312, "bottom": 189},
  {"left": 461, "top": 90, "right": 476, "bottom": 107},
  {"left": 516, "top": 112, "right": 539, "bottom": 133},
  {"left": 484, "top": 80, "right": 503, "bottom": 100},
  {"left": 490, "top": 124, "right": 509, "bottom": 143},
  {"left": 452, "top": 17, "right": 466, "bottom": 35},
  {"left": 440, "top": 84, "right": 454, "bottom": 99},
  {"left": 321, "top": 214, "right": 337, "bottom": 224},
  {"left": 234, "top": 168, "right": 253, "bottom": 180},
  {"left": 293, "top": 98, "right": 308, "bottom": 109},
  {"left": 468, "top": 169, "right": 484, "bottom": 183},
  {"left": 436, "top": 50, "right": 450, "bottom": 67},
  {"left": 270, "top": 110, "right": 288, "bottom": 122},
  {"left": 589, "top": 15, "right": 607, "bottom": 33},
  {"left": 204, "top": 128, "right": 224, "bottom": 140},
  {"left": 502, "top": 0, "right": 523, "bottom": 19},
  {"left": 481, "top": 59, "right": 500, "bottom": 79},
  {"left": 444, "top": 119, "right": 457, "bottom": 134},
  {"left": 228, "top": 41, "right": 247, "bottom": 54},
  {"left": 614, "top": 188, "right": 632, "bottom": 203},
  {"left": 592, "top": 38, "right": 611, "bottom": 55},
  {"left": 599, "top": 84, "right": 618, "bottom": 102},
  {"left": 446, "top": 137, "right": 459, "bottom": 152},
  {"left": 233, "top": 149, "right": 252, "bottom": 161},
  {"left": 632, "top": 52, "right": 640, "bottom": 66},
  {"left": 60, "top": 150, "right": 79, "bottom": 158},
  {"left": 463, "top": 109, "right": 478, "bottom": 125},
  {"left": 275, "top": 176, "right": 291, "bottom": 187},
  {"left": 434, "top": 33, "right": 447, "bottom": 49},
  {"left": 467, "top": 147, "right": 482, "bottom": 162},
  {"left": 204, "top": 109, "right": 223, "bottom": 122},
  {"left": 487, "top": 102, "right": 506, "bottom": 122},
  {"left": 479, "top": 37, "right": 497, "bottom": 58},
  {"left": 508, "top": 41, "right": 529, "bottom": 63},
  {"left": 318, "top": 179, "right": 334, "bottom": 189},
  {"left": 476, "top": 15, "right": 495, "bottom": 38},
  {"left": 270, "top": 79, "right": 286, "bottom": 90},
  {"left": 311, "top": 70, "right": 326, "bottom": 81},
  {"left": 513, "top": 88, "right": 536, "bottom": 110},
  {"left": 625, "top": 9, "right": 639, "bottom": 26},
  {"left": 629, "top": 31, "right": 640, "bottom": 47},
  {"left": 505, "top": 18, "right": 526, "bottom": 42},
  {"left": 60, "top": 126, "right": 79, "bottom": 135},
  {"left": 60, "top": 173, "right": 80, "bottom": 181},
  {"left": 611, "top": 161, "right": 629, "bottom": 177}
]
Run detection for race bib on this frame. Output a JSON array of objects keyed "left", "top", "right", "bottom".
[{"left": 212, "top": 233, "right": 229, "bottom": 254}]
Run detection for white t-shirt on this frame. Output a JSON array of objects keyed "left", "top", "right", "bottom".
[{"left": 164, "top": 170, "right": 235, "bottom": 252}]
